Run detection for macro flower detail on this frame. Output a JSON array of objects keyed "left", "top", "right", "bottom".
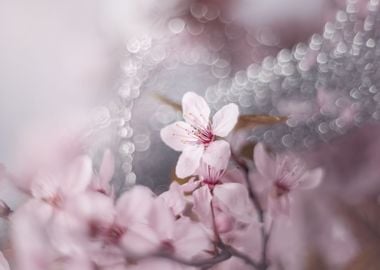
[
  {"left": 160, "top": 92, "right": 239, "bottom": 178},
  {"left": 254, "top": 143, "right": 324, "bottom": 215}
]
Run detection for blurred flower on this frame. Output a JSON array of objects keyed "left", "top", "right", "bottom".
[
  {"left": 254, "top": 143, "right": 324, "bottom": 216},
  {"left": 160, "top": 92, "right": 239, "bottom": 178}
]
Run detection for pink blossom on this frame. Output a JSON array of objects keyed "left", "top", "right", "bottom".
[
  {"left": 9, "top": 126, "right": 85, "bottom": 192},
  {"left": 160, "top": 92, "right": 239, "bottom": 178},
  {"left": 254, "top": 143, "right": 324, "bottom": 216},
  {"left": 122, "top": 197, "right": 211, "bottom": 260},
  {"left": 30, "top": 155, "right": 93, "bottom": 208}
]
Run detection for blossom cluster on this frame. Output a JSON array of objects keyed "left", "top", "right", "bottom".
[{"left": 0, "top": 92, "right": 323, "bottom": 270}]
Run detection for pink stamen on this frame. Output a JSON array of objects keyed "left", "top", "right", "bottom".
[{"left": 274, "top": 181, "right": 290, "bottom": 197}]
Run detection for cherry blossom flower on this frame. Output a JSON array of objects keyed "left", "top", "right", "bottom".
[
  {"left": 127, "top": 197, "right": 211, "bottom": 260},
  {"left": 160, "top": 92, "right": 239, "bottom": 178},
  {"left": 30, "top": 155, "right": 93, "bottom": 209},
  {"left": 190, "top": 142, "right": 255, "bottom": 233},
  {"left": 254, "top": 143, "right": 324, "bottom": 216}
]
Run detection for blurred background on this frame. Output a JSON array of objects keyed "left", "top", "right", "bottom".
[{"left": 1, "top": 0, "right": 380, "bottom": 269}]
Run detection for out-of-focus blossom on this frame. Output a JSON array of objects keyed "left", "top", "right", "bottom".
[
  {"left": 90, "top": 149, "right": 115, "bottom": 196},
  {"left": 160, "top": 92, "right": 239, "bottom": 178},
  {"left": 8, "top": 126, "right": 85, "bottom": 193},
  {"left": 30, "top": 155, "right": 93, "bottom": 208},
  {"left": 254, "top": 143, "right": 324, "bottom": 216},
  {"left": 119, "top": 195, "right": 211, "bottom": 260}
]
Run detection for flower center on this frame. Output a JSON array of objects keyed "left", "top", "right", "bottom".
[
  {"left": 44, "top": 193, "right": 64, "bottom": 208},
  {"left": 203, "top": 179, "right": 222, "bottom": 189},
  {"left": 160, "top": 240, "right": 175, "bottom": 254},
  {"left": 106, "top": 224, "right": 127, "bottom": 244},
  {"left": 194, "top": 123, "right": 215, "bottom": 145},
  {"left": 274, "top": 181, "right": 290, "bottom": 197}
]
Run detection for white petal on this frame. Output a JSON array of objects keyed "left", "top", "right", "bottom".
[
  {"left": 175, "top": 145, "right": 204, "bottom": 178},
  {"left": 298, "top": 168, "right": 324, "bottom": 189},
  {"left": 182, "top": 92, "right": 210, "bottom": 129},
  {"left": 212, "top": 103, "right": 239, "bottom": 137},
  {"left": 254, "top": 143, "right": 276, "bottom": 180},
  {"left": 160, "top": 121, "right": 195, "bottom": 151},
  {"left": 202, "top": 140, "right": 231, "bottom": 172}
]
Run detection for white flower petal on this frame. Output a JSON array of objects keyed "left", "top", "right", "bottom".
[
  {"left": 202, "top": 140, "right": 231, "bottom": 172},
  {"left": 212, "top": 103, "right": 239, "bottom": 137},
  {"left": 298, "top": 168, "right": 324, "bottom": 189},
  {"left": 182, "top": 92, "right": 210, "bottom": 129},
  {"left": 160, "top": 121, "right": 195, "bottom": 151},
  {"left": 175, "top": 145, "right": 204, "bottom": 178}
]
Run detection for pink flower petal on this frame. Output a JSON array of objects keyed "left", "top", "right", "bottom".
[
  {"left": 202, "top": 140, "right": 231, "bottom": 172},
  {"left": 99, "top": 149, "right": 115, "bottom": 186},
  {"left": 173, "top": 218, "right": 211, "bottom": 259},
  {"left": 147, "top": 198, "right": 176, "bottom": 240},
  {"left": 298, "top": 168, "right": 324, "bottom": 189},
  {"left": 176, "top": 145, "right": 204, "bottom": 178},
  {"left": 211, "top": 103, "right": 239, "bottom": 137},
  {"left": 0, "top": 251, "right": 10, "bottom": 270},
  {"left": 116, "top": 186, "right": 155, "bottom": 226},
  {"left": 182, "top": 92, "right": 210, "bottom": 129},
  {"left": 254, "top": 143, "right": 276, "bottom": 180},
  {"left": 30, "top": 171, "right": 60, "bottom": 200},
  {"left": 62, "top": 155, "right": 93, "bottom": 194},
  {"left": 121, "top": 225, "right": 158, "bottom": 256},
  {"left": 160, "top": 121, "right": 195, "bottom": 151},
  {"left": 213, "top": 183, "right": 254, "bottom": 223},
  {"left": 192, "top": 186, "right": 213, "bottom": 227},
  {"left": 269, "top": 195, "right": 290, "bottom": 217},
  {"left": 159, "top": 182, "right": 188, "bottom": 216}
]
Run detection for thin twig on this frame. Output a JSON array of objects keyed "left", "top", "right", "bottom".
[{"left": 154, "top": 249, "right": 231, "bottom": 268}]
